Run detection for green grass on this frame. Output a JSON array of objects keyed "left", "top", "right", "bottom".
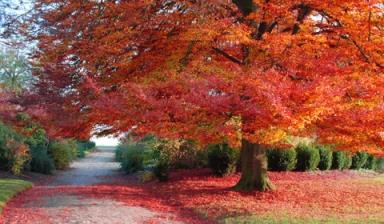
[
  {"left": 222, "top": 215, "right": 381, "bottom": 224},
  {"left": 0, "top": 179, "right": 33, "bottom": 213}
]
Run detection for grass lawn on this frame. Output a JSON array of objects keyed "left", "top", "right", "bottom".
[{"left": 0, "top": 179, "right": 33, "bottom": 213}]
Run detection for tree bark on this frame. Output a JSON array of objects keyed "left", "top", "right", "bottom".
[{"left": 234, "top": 139, "right": 275, "bottom": 191}]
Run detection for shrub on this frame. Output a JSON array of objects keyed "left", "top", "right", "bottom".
[
  {"left": 77, "top": 140, "right": 96, "bottom": 158},
  {"left": 317, "top": 145, "right": 333, "bottom": 170},
  {"left": 29, "top": 148, "right": 55, "bottom": 174},
  {"left": 377, "top": 158, "right": 384, "bottom": 171},
  {"left": 343, "top": 154, "right": 352, "bottom": 169},
  {"left": 207, "top": 143, "right": 239, "bottom": 177},
  {"left": 196, "top": 149, "right": 209, "bottom": 168},
  {"left": 267, "top": 148, "right": 297, "bottom": 171},
  {"left": 6, "top": 140, "right": 30, "bottom": 175},
  {"left": 0, "top": 122, "right": 26, "bottom": 172},
  {"left": 152, "top": 139, "right": 201, "bottom": 169},
  {"left": 332, "top": 151, "right": 346, "bottom": 170},
  {"left": 351, "top": 152, "right": 369, "bottom": 169},
  {"left": 138, "top": 170, "right": 156, "bottom": 183},
  {"left": 120, "top": 143, "right": 145, "bottom": 174},
  {"left": 363, "top": 154, "right": 378, "bottom": 170},
  {"left": 49, "top": 140, "right": 76, "bottom": 170},
  {"left": 295, "top": 144, "right": 320, "bottom": 171},
  {"left": 153, "top": 159, "right": 170, "bottom": 182},
  {"left": 115, "top": 145, "right": 124, "bottom": 162}
]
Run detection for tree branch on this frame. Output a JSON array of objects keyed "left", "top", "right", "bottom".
[{"left": 212, "top": 47, "right": 244, "bottom": 65}]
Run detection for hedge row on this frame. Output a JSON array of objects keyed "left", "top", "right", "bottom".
[{"left": 267, "top": 144, "right": 382, "bottom": 172}]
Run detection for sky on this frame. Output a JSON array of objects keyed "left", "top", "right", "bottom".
[{"left": 90, "top": 135, "right": 120, "bottom": 146}]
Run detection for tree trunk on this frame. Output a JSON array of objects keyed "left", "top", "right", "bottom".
[{"left": 234, "top": 139, "right": 275, "bottom": 191}]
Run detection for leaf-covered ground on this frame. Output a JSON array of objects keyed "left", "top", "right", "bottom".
[
  {"left": 3, "top": 170, "right": 383, "bottom": 224},
  {"left": 151, "top": 169, "right": 384, "bottom": 223},
  {"left": 1, "top": 147, "right": 383, "bottom": 224}
]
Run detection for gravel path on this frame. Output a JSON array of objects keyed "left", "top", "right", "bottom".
[{"left": 1, "top": 147, "right": 184, "bottom": 224}]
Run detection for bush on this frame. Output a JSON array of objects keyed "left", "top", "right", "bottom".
[
  {"left": 363, "top": 154, "right": 378, "bottom": 170},
  {"left": 0, "top": 123, "right": 30, "bottom": 175},
  {"left": 29, "top": 149, "right": 55, "bottom": 174},
  {"left": 295, "top": 144, "right": 320, "bottom": 171},
  {"left": 343, "top": 154, "right": 352, "bottom": 169},
  {"left": 317, "top": 145, "right": 333, "bottom": 170},
  {"left": 207, "top": 143, "right": 239, "bottom": 177},
  {"left": 153, "top": 159, "right": 170, "bottom": 182},
  {"left": 351, "top": 152, "right": 369, "bottom": 169},
  {"left": 76, "top": 140, "right": 96, "bottom": 158},
  {"left": 152, "top": 139, "right": 201, "bottom": 169},
  {"left": 267, "top": 148, "right": 297, "bottom": 171},
  {"left": 332, "top": 151, "right": 346, "bottom": 170},
  {"left": 49, "top": 140, "right": 77, "bottom": 170},
  {"left": 0, "top": 123, "right": 26, "bottom": 173},
  {"left": 377, "top": 158, "right": 384, "bottom": 171},
  {"left": 120, "top": 143, "right": 145, "bottom": 174}
]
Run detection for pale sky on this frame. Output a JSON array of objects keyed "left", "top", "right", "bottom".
[{"left": 90, "top": 136, "right": 120, "bottom": 146}]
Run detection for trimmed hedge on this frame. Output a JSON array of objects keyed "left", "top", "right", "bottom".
[
  {"left": 363, "top": 154, "right": 378, "bottom": 170},
  {"left": 332, "top": 151, "right": 346, "bottom": 170},
  {"left": 343, "top": 154, "right": 352, "bottom": 170},
  {"left": 295, "top": 144, "right": 320, "bottom": 171},
  {"left": 267, "top": 148, "right": 297, "bottom": 171},
  {"left": 317, "top": 145, "right": 333, "bottom": 170},
  {"left": 351, "top": 152, "right": 369, "bottom": 169},
  {"left": 207, "top": 144, "right": 239, "bottom": 177}
]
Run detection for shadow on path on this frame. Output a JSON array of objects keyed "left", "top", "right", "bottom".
[{"left": 0, "top": 146, "right": 186, "bottom": 224}]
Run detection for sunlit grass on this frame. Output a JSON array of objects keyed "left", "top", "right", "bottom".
[{"left": 0, "top": 179, "right": 33, "bottom": 213}]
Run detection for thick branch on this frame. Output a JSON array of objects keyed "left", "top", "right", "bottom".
[{"left": 213, "top": 47, "right": 244, "bottom": 65}]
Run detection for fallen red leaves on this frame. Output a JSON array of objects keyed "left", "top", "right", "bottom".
[{"left": 1, "top": 170, "right": 384, "bottom": 223}]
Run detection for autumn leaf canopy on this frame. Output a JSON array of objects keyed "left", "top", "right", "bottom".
[{"left": 21, "top": 0, "right": 384, "bottom": 155}]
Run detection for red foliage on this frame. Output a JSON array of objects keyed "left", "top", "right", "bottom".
[{"left": 16, "top": 0, "right": 384, "bottom": 154}]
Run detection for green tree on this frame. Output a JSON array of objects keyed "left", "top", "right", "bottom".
[{"left": 0, "top": 49, "right": 32, "bottom": 94}]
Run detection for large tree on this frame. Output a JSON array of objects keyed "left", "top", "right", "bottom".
[{"left": 20, "top": 0, "right": 384, "bottom": 191}]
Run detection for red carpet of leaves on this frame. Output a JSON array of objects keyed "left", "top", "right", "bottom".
[{"left": 2, "top": 169, "right": 384, "bottom": 223}]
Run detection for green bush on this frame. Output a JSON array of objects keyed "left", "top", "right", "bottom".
[
  {"left": 120, "top": 143, "right": 145, "bottom": 174},
  {"left": 153, "top": 159, "right": 170, "bottom": 182},
  {"left": 29, "top": 149, "right": 55, "bottom": 174},
  {"left": 343, "top": 154, "right": 352, "bottom": 169},
  {"left": 267, "top": 148, "right": 297, "bottom": 171},
  {"left": 317, "top": 145, "right": 333, "bottom": 170},
  {"left": 332, "top": 151, "right": 346, "bottom": 170},
  {"left": 152, "top": 139, "right": 201, "bottom": 169},
  {"left": 207, "top": 143, "right": 239, "bottom": 177},
  {"left": 196, "top": 149, "right": 209, "bottom": 168},
  {"left": 351, "top": 152, "right": 369, "bottom": 169},
  {"left": 76, "top": 140, "right": 96, "bottom": 158},
  {"left": 363, "top": 154, "right": 378, "bottom": 170},
  {"left": 295, "top": 144, "right": 320, "bottom": 171},
  {"left": 377, "top": 158, "right": 384, "bottom": 171},
  {"left": 49, "top": 140, "right": 76, "bottom": 170}
]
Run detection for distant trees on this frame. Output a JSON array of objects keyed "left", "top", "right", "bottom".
[{"left": 0, "top": 48, "right": 33, "bottom": 94}]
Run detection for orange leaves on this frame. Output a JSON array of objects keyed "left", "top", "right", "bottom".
[{"left": 19, "top": 0, "right": 384, "bottom": 154}]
